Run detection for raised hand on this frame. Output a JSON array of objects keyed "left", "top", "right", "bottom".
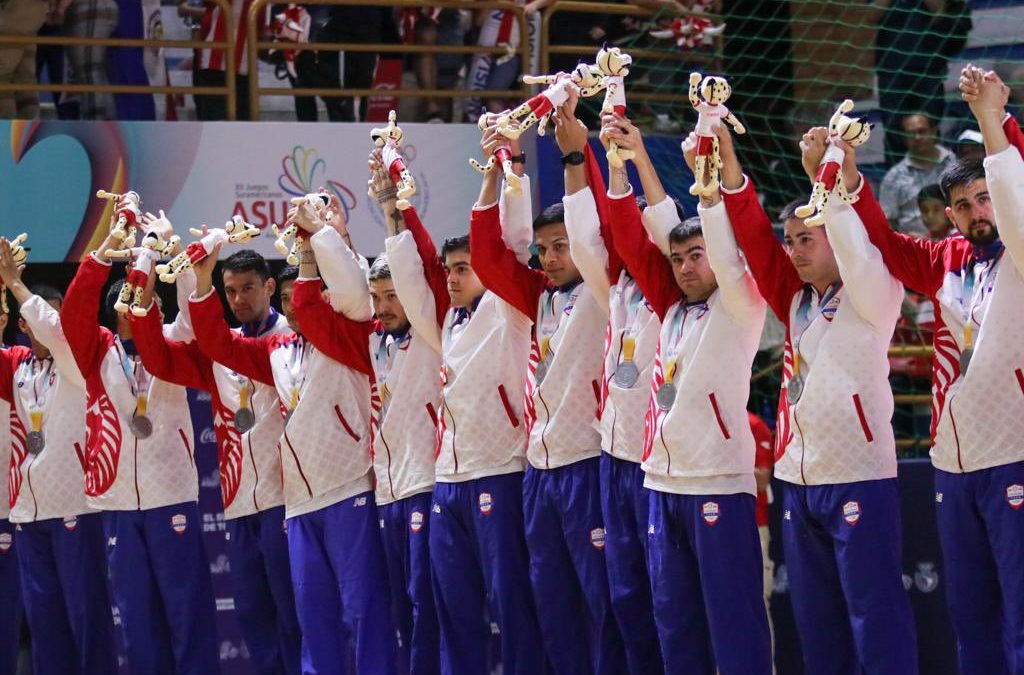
[
  {"left": 960, "top": 64, "right": 1009, "bottom": 122},
  {"left": 553, "top": 90, "right": 588, "bottom": 156},
  {"left": 799, "top": 127, "right": 830, "bottom": 183}
]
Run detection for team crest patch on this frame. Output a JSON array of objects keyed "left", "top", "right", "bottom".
[
  {"left": 1006, "top": 484, "right": 1024, "bottom": 510},
  {"left": 0, "top": 533, "right": 11, "bottom": 552},
  {"left": 702, "top": 501, "right": 720, "bottom": 526},
  {"left": 590, "top": 528, "right": 606, "bottom": 550},
  {"left": 410, "top": 511, "right": 424, "bottom": 533},
  {"left": 821, "top": 296, "right": 841, "bottom": 321},
  {"left": 63, "top": 517, "right": 78, "bottom": 532},
  {"left": 842, "top": 501, "right": 861, "bottom": 525},
  {"left": 479, "top": 492, "right": 493, "bottom": 515},
  {"left": 171, "top": 513, "right": 188, "bottom": 535}
]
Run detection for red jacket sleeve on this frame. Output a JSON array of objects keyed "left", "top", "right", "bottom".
[
  {"left": 850, "top": 178, "right": 950, "bottom": 296},
  {"left": 402, "top": 206, "right": 452, "bottom": 327},
  {"left": 1005, "top": 114, "right": 1024, "bottom": 158},
  {"left": 129, "top": 306, "right": 213, "bottom": 392},
  {"left": 583, "top": 145, "right": 624, "bottom": 281},
  {"left": 607, "top": 192, "right": 681, "bottom": 320},
  {"left": 0, "top": 347, "right": 31, "bottom": 405},
  {"left": 190, "top": 291, "right": 276, "bottom": 386},
  {"left": 292, "top": 280, "right": 374, "bottom": 378},
  {"left": 61, "top": 255, "right": 114, "bottom": 378},
  {"left": 749, "top": 412, "right": 774, "bottom": 470},
  {"left": 469, "top": 204, "right": 547, "bottom": 319},
  {"left": 721, "top": 179, "right": 804, "bottom": 325}
]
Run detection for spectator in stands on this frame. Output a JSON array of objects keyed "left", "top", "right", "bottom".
[
  {"left": 868, "top": 0, "right": 972, "bottom": 166},
  {"left": 399, "top": 8, "right": 450, "bottom": 122},
  {"left": 195, "top": 0, "right": 259, "bottom": 120},
  {"left": 954, "top": 127, "right": 985, "bottom": 163},
  {"left": 916, "top": 183, "right": 953, "bottom": 241},
  {"left": 64, "top": 0, "right": 118, "bottom": 119},
  {"left": 36, "top": 3, "right": 77, "bottom": 119},
  {"left": 993, "top": 60, "right": 1024, "bottom": 118},
  {"left": 0, "top": 0, "right": 52, "bottom": 118},
  {"left": 878, "top": 112, "right": 954, "bottom": 236}
]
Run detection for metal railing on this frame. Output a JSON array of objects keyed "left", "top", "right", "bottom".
[
  {"left": 539, "top": 1, "right": 724, "bottom": 107},
  {"left": 246, "top": 0, "right": 531, "bottom": 120},
  {"left": 0, "top": 0, "right": 237, "bottom": 119}
]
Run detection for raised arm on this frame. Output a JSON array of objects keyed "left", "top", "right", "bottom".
[
  {"left": 962, "top": 67, "right": 1024, "bottom": 275},
  {"left": 698, "top": 200, "right": 767, "bottom": 322},
  {"left": 129, "top": 304, "right": 212, "bottom": 391},
  {"left": 308, "top": 226, "right": 374, "bottom": 320},
  {"left": 61, "top": 252, "right": 116, "bottom": 378},
  {"left": 190, "top": 247, "right": 276, "bottom": 386},
  {"left": 850, "top": 173, "right": 949, "bottom": 296},
  {"left": 556, "top": 96, "right": 612, "bottom": 308},
  {"left": 19, "top": 295, "right": 86, "bottom": 389},
  {"left": 795, "top": 129, "right": 903, "bottom": 328},
  {"left": 607, "top": 190, "right": 681, "bottom": 321},
  {"left": 163, "top": 268, "right": 197, "bottom": 342},
  {"left": 291, "top": 279, "right": 374, "bottom": 378},
  {"left": 0, "top": 243, "right": 84, "bottom": 388}
]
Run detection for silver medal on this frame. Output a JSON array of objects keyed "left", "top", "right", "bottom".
[
  {"left": 26, "top": 431, "right": 45, "bottom": 455},
  {"left": 535, "top": 359, "right": 549, "bottom": 384},
  {"left": 234, "top": 408, "right": 256, "bottom": 433},
  {"left": 954, "top": 348, "right": 970, "bottom": 374},
  {"left": 656, "top": 382, "right": 676, "bottom": 411},
  {"left": 614, "top": 362, "right": 639, "bottom": 388},
  {"left": 130, "top": 414, "right": 153, "bottom": 439},
  {"left": 787, "top": 375, "right": 804, "bottom": 404}
]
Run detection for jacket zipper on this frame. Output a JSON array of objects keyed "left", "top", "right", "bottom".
[{"left": 282, "top": 430, "right": 313, "bottom": 497}]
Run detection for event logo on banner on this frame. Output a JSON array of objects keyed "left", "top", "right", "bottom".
[{"left": 0, "top": 120, "right": 533, "bottom": 261}]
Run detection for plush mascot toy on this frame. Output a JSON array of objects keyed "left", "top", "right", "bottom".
[
  {"left": 494, "top": 76, "right": 580, "bottom": 141},
  {"left": 156, "top": 216, "right": 261, "bottom": 283},
  {"left": 521, "top": 60, "right": 606, "bottom": 136},
  {"left": 688, "top": 72, "right": 745, "bottom": 197},
  {"left": 273, "top": 192, "right": 330, "bottom": 264},
  {"left": 96, "top": 190, "right": 142, "bottom": 245},
  {"left": 597, "top": 46, "right": 634, "bottom": 167},
  {"left": 468, "top": 112, "right": 521, "bottom": 196},
  {"left": 795, "top": 99, "right": 872, "bottom": 227},
  {"left": 107, "top": 225, "right": 181, "bottom": 317},
  {"left": 370, "top": 110, "right": 416, "bottom": 211}
]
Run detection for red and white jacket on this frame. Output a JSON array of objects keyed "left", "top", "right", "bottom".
[
  {"left": 62, "top": 255, "right": 199, "bottom": 511},
  {"left": 563, "top": 187, "right": 661, "bottom": 464},
  {"left": 387, "top": 183, "right": 532, "bottom": 482},
  {"left": 724, "top": 177, "right": 903, "bottom": 486},
  {"left": 191, "top": 276, "right": 376, "bottom": 519},
  {"left": 198, "top": 0, "right": 268, "bottom": 75},
  {"left": 471, "top": 179, "right": 606, "bottom": 471},
  {"left": 0, "top": 349, "right": 16, "bottom": 521},
  {"left": 310, "top": 223, "right": 440, "bottom": 505},
  {"left": 128, "top": 303, "right": 290, "bottom": 520},
  {"left": 8, "top": 296, "right": 93, "bottom": 523},
  {"left": 610, "top": 192, "right": 766, "bottom": 495},
  {"left": 852, "top": 117, "right": 1024, "bottom": 474}
]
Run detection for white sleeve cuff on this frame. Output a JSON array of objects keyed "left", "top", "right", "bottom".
[{"left": 719, "top": 175, "right": 750, "bottom": 195}]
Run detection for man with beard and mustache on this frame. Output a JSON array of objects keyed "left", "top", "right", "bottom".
[{"left": 851, "top": 65, "right": 1024, "bottom": 675}]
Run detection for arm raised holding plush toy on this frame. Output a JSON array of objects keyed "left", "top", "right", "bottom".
[{"left": 156, "top": 215, "right": 260, "bottom": 283}]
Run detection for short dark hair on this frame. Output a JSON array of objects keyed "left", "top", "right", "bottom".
[
  {"left": 30, "top": 284, "right": 62, "bottom": 305},
  {"left": 368, "top": 255, "right": 391, "bottom": 282},
  {"left": 778, "top": 199, "right": 805, "bottom": 223},
  {"left": 939, "top": 160, "right": 986, "bottom": 204},
  {"left": 634, "top": 194, "right": 688, "bottom": 225},
  {"left": 277, "top": 265, "right": 299, "bottom": 285},
  {"left": 533, "top": 202, "right": 565, "bottom": 231},
  {"left": 900, "top": 111, "right": 938, "bottom": 130},
  {"left": 917, "top": 183, "right": 945, "bottom": 205},
  {"left": 668, "top": 216, "right": 704, "bottom": 246},
  {"left": 441, "top": 234, "right": 470, "bottom": 259},
  {"left": 222, "top": 249, "right": 271, "bottom": 281},
  {"left": 104, "top": 280, "right": 124, "bottom": 321}
]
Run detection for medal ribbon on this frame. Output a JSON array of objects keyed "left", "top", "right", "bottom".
[
  {"left": 791, "top": 281, "right": 842, "bottom": 379},
  {"left": 960, "top": 251, "right": 1003, "bottom": 353},
  {"left": 116, "top": 339, "right": 152, "bottom": 420},
  {"left": 663, "top": 300, "right": 709, "bottom": 383},
  {"left": 23, "top": 357, "right": 55, "bottom": 433},
  {"left": 618, "top": 282, "right": 646, "bottom": 366},
  {"left": 284, "top": 335, "right": 307, "bottom": 412}
]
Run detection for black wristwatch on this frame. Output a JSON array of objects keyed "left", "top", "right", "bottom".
[
  {"left": 560, "top": 150, "right": 585, "bottom": 166},
  {"left": 509, "top": 153, "right": 527, "bottom": 165}
]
